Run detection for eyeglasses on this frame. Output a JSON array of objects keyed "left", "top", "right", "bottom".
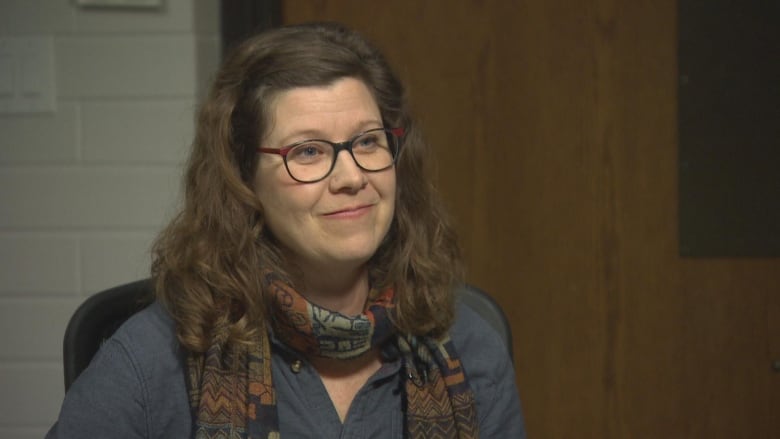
[{"left": 257, "top": 127, "right": 404, "bottom": 183}]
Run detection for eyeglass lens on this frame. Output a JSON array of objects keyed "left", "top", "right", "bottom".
[{"left": 285, "top": 129, "right": 397, "bottom": 182}]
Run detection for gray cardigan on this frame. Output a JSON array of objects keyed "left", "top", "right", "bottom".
[{"left": 47, "top": 301, "right": 526, "bottom": 438}]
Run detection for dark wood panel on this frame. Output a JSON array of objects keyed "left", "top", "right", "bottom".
[{"left": 282, "top": 0, "right": 780, "bottom": 437}]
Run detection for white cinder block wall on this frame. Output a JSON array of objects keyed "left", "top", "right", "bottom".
[{"left": 0, "top": 1, "right": 220, "bottom": 437}]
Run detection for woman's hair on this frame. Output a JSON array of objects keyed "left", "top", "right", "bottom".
[{"left": 152, "top": 22, "right": 462, "bottom": 353}]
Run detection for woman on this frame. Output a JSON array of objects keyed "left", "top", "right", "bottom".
[{"left": 47, "top": 22, "right": 525, "bottom": 438}]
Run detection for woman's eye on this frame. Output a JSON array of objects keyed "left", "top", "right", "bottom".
[
  {"left": 288, "top": 143, "right": 327, "bottom": 162},
  {"left": 354, "top": 135, "right": 380, "bottom": 150}
]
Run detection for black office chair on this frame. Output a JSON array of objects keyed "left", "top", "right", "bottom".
[
  {"left": 62, "top": 280, "right": 513, "bottom": 391},
  {"left": 63, "top": 279, "right": 153, "bottom": 391}
]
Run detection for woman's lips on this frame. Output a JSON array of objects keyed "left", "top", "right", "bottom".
[{"left": 323, "top": 204, "right": 373, "bottom": 219}]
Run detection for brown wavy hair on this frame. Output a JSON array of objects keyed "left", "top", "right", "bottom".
[{"left": 151, "top": 22, "right": 462, "bottom": 353}]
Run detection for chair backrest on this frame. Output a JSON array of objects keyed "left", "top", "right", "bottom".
[
  {"left": 63, "top": 280, "right": 513, "bottom": 391},
  {"left": 63, "top": 279, "right": 152, "bottom": 391},
  {"left": 456, "top": 284, "right": 514, "bottom": 360}
]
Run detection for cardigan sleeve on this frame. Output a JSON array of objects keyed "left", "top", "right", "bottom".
[
  {"left": 451, "top": 303, "right": 527, "bottom": 439},
  {"left": 46, "top": 337, "right": 150, "bottom": 439}
]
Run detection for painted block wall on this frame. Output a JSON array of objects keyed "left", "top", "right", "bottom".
[{"left": 0, "top": 1, "right": 220, "bottom": 437}]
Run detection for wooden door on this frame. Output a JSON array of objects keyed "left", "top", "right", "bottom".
[{"left": 282, "top": 1, "right": 780, "bottom": 437}]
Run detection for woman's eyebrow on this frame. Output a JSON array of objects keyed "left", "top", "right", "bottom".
[{"left": 278, "top": 119, "right": 384, "bottom": 144}]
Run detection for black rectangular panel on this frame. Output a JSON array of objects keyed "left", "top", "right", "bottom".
[{"left": 678, "top": 0, "right": 780, "bottom": 257}]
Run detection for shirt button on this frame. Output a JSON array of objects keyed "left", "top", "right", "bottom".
[{"left": 290, "top": 359, "right": 303, "bottom": 373}]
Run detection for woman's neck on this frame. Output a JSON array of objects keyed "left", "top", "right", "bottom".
[{"left": 296, "top": 265, "right": 370, "bottom": 316}]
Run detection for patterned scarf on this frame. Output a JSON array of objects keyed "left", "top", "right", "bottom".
[{"left": 186, "top": 273, "right": 478, "bottom": 438}]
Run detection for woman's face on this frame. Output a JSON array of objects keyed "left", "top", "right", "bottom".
[{"left": 254, "top": 77, "right": 396, "bottom": 275}]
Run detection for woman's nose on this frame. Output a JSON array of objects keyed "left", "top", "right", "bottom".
[{"left": 328, "top": 150, "right": 367, "bottom": 192}]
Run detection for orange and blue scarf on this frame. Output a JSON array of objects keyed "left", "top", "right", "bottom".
[{"left": 186, "top": 273, "right": 478, "bottom": 438}]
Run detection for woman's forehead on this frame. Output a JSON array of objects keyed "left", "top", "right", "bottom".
[{"left": 264, "top": 78, "right": 382, "bottom": 144}]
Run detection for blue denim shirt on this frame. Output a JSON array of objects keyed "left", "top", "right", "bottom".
[{"left": 47, "top": 300, "right": 526, "bottom": 438}]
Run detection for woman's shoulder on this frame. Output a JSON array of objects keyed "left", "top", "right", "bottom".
[
  {"left": 111, "top": 301, "right": 179, "bottom": 356},
  {"left": 103, "top": 301, "right": 186, "bottom": 387},
  {"left": 449, "top": 295, "right": 527, "bottom": 438},
  {"left": 450, "top": 298, "right": 513, "bottom": 371},
  {"left": 48, "top": 301, "right": 190, "bottom": 439}
]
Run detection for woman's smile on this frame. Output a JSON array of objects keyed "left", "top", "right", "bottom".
[{"left": 322, "top": 203, "right": 375, "bottom": 219}]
